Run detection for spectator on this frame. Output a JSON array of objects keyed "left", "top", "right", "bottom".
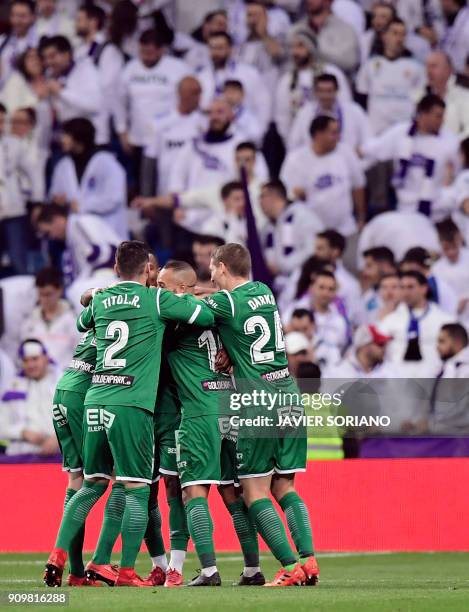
[
  {"left": 285, "top": 331, "right": 314, "bottom": 377},
  {"left": 200, "top": 181, "right": 247, "bottom": 244},
  {"left": 39, "top": 35, "right": 103, "bottom": 143},
  {"left": 106, "top": 0, "right": 139, "bottom": 60},
  {"left": 227, "top": 0, "right": 291, "bottom": 48},
  {"left": 260, "top": 179, "right": 324, "bottom": 290},
  {"left": 356, "top": 17, "right": 426, "bottom": 136},
  {"left": 378, "top": 270, "right": 454, "bottom": 377},
  {"left": 275, "top": 27, "right": 351, "bottom": 143},
  {"left": 281, "top": 115, "right": 366, "bottom": 239},
  {"left": 400, "top": 246, "right": 458, "bottom": 315},
  {"left": 184, "top": 10, "right": 229, "bottom": 72},
  {"left": 222, "top": 79, "right": 263, "bottom": 146},
  {"left": 0, "top": 0, "right": 38, "bottom": 87},
  {"left": 287, "top": 308, "right": 315, "bottom": 342},
  {"left": 114, "top": 28, "right": 192, "bottom": 172},
  {"left": 36, "top": 0, "right": 75, "bottom": 42},
  {"left": 192, "top": 234, "right": 225, "bottom": 288},
  {"left": 362, "top": 94, "right": 459, "bottom": 220},
  {"left": 0, "top": 47, "right": 48, "bottom": 115},
  {"left": 20, "top": 267, "right": 78, "bottom": 369},
  {"left": 440, "top": 0, "right": 469, "bottom": 74},
  {"left": 9, "top": 106, "right": 45, "bottom": 199},
  {"left": 360, "top": 0, "right": 396, "bottom": 65},
  {"left": 447, "top": 136, "right": 469, "bottom": 244},
  {"left": 196, "top": 31, "right": 270, "bottom": 133},
  {"left": 142, "top": 76, "right": 203, "bottom": 196},
  {"left": 290, "top": 0, "right": 360, "bottom": 75},
  {"left": 287, "top": 308, "right": 340, "bottom": 369},
  {"left": 0, "top": 348, "right": 15, "bottom": 398},
  {"left": 424, "top": 50, "right": 469, "bottom": 138},
  {"left": 375, "top": 272, "right": 402, "bottom": 321},
  {"left": 432, "top": 219, "right": 469, "bottom": 302},
  {"left": 74, "top": 3, "right": 107, "bottom": 62},
  {"left": 0, "top": 103, "right": 44, "bottom": 275},
  {"left": 360, "top": 246, "right": 396, "bottom": 323},
  {"left": 0, "top": 275, "right": 36, "bottom": 360},
  {"left": 49, "top": 118, "right": 129, "bottom": 239},
  {"left": 288, "top": 73, "right": 371, "bottom": 154},
  {"left": 0, "top": 338, "right": 60, "bottom": 456}
]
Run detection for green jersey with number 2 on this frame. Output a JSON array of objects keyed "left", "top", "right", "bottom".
[
  {"left": 56, "top": 330, "right": 97, "bottom": 395},
  {"left": 77, "top": 282, "right": 214, "bottom": 412}
]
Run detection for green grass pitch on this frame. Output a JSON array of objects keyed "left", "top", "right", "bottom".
[{"left": 1, "top": 552, "right": 469, "bottom": 612}]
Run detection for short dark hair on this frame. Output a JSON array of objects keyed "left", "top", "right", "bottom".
[
  {"left": 441, "top": 323, "right": 469, "bottom": 347},
  {"left": 35, "top": 267, "right": 63, "bottom": 289},
  {"left": 236, "top": 141, "right": 256, "bottom": 154},
  {"left": 399, "top": 270, "right": 428, "bottom": 286},
  {"left": 416, "top": 93, "right": 446, "bottom": 114},
  {"left": 262, "top": 180, "right": 288, "bottom": 201},
  {"left": 208, "top": 31, "right": 233, "bottom": 46},
  {"left": 317, "top": 230, "right": 346, "bottom": 255},
  {"left": 309, "top": 115, "right": 337, "bottom": 138},
  {"left": 363, "top": 246, "right": 395, "bottom": 266},
  {"left": 436, "top": 218, "right": 460, "bottom": 243},
  {"left": 10, "top": 0, "right": 35, "bottom": 12},
  {"left": 378, "top": 272, "right": 400, "bottom": 286},
  {"left": 312, "top": 270, "right": 336, "bottom": 284},
  {"left": 161, "top": 259, "right": 195, "bottom": 275},
  {"left": 62, "top": 117, "right": 95, "bottom": 149},
  {"left": 193, "top": 234, "right": 225, "bottom": 247},
  {"left": 291, "top": 308, "right": 314, "bottom": 323},
  {"left": 314, "top": 73, "right": 339, "bottom": 89},
  {"left": 295, "top": 256, "right": 331, "bottom": 299},
  {"left": 79, "top": 3, "right": 106, "bottom": 30},
  {"left": 40, "top": 35, "right": 73, "bottom": 55},
  {"left": 17, "top": 106, "right": 36, "bottom": 126},
  {"left": 223, "top": 79, "right": 243, "bottom": 91},
  {"left": 383, "top": 16, "right": 406, "bottom": 31},
  {"left": 139, "top": 28, "right": 166, "bottom": 48},
  {"left": 116, "top": 241, "right": 150, "bottom": 278},
  {"left": 221, "top": 181, "right": 243, "bottom": 200},
  {"left": 401, "top": 246, "right": 431, "bottom": 269},
  {"left": 36, "top": 204, "right": 68, "bottom": 224},
  {"left": 211, "top": 243, "right": 251, "bottom": 277}
]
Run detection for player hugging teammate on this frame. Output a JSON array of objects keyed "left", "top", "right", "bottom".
[{"left": 44, "top": 240, "right": 319, "bottom": 588}]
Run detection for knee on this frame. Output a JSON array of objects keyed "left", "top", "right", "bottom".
[
  {"left": 164, "top": 475, "right": 180, "bottom": 500},
  {"left": 85, "top": 477, "right": 109, "bottom": 487},
  {"left": 271, "top": 480, "right": 295, "bottom": 503},
  {"left": 217, "top": 483, "right": 239, "bottom": 506}
]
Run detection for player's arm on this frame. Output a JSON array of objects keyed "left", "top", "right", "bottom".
[
  {"left": 156, "top": 288, "right": 214, "bottom": 327},
  {"left": 203, "top": 290, "right": 235, "bottom": 321},
  {"left": 77, "top": 302, "right": 94, "bottom": 332}
]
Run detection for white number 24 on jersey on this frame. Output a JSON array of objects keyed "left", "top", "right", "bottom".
[{"left": 244, "top": 311, "right": 285, "bottom": 364}]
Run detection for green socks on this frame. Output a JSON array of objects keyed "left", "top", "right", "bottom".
[
  {"left": 92, "top": 483, "right": 126, "bottom": 565},
  {"left": 56, "top": 481, "right": 107, "bottom": 553},
  {"left": 121, "top": 486, "right": 150, "bottom": 568},
  {"left": 227, "top": 499, "right": 259, "bottom": 568},
  {"left": 248, "top": 498, "right": 297, "bottom": 568},
  {"left": 168, "top": 496, "right": 189, "bottom": 552},
  {"left": 279, "top": 491, "right": 314, "bottom": 559},
  {"left": 144, "top": 495, "right": 165, "bottom": 557},
  {"left": 62, "top": 488, "right": 85, "bottom": 577},
  {"left": 185, "top": 497, "right": 216, "bottom": 569}
]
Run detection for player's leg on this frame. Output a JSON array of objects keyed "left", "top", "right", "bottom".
[
  {"left": 163, "top": 474, "right": 188, "bottom": 587},
  {"left": 218, "top": 436, "right": 263, "bottom": 585},
  {"left": 143, "top": 479, "right": 167, "bottom": 585},
  {"left": 178, "top": 416, "right": 221, "bottom": 586},
  {"left": 107, "top": 405, "right": 154, "bottom": 587}
]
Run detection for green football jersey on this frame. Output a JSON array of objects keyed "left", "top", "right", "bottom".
[
  {"left": 204, "top": 281, "right": 298, "bottom": 396},
  {"left": 155, "top": 352, "right": 180, "bottom": 415},
  {"left": 56, "top": 330, "right": 97, "bottom": 395},
  {"left": 77, "top": 282, "right": 214, "bottom": 412},
  {"left": 166, "top": 296, "right": 233, "bottom": 417}
]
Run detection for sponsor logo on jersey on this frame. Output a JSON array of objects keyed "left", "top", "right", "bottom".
[
  {"left": 201, "top": 379, "right": 235, "bottom": 391},
  {"left": 261, "top": 367, "right": 290, "bottom": 382},
  {"left": 86, "top": 407, "right": 115, "bottom": 430},
  {"left": 68, "top": 359, "right": 95, "bottom": 374},
  {"left": 52, "top": 404, "right": 68, "bottom": 426},
  {"left": 92, "top": 373, "right": 135, "bottom": 386}
]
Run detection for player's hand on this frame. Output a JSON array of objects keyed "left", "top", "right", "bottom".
[
  {"left": 22, "top": 430, "right": 46, "bottom": 445},
  {"left": 215, "top": 348, "right": 232, "bottom": 373},
  {"left": 80, "top": 288, "right": 95, "bottom": 307}
]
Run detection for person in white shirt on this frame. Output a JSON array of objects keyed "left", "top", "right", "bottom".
[
  {"left": 260, "top": 179, "right": 324, "bottom": 291},
  {"left": 142, "top": 75, "right": 203, "bottom": 196},
  {"left": 288, "top": 72, "right": 372, "bottom": 154},
  {"left": 196, "top": 31, "right": 270, "bottom": 136},
  {"left": 0, "top": 275, "right": 36, "bottom": 360},
  {"left": 201, "top": 180, "right": 247, "bottom": 244},
  {"left": 356, "top": 17, "right": 426, "bottom": 135},
  {"left": 275, "top": 27, "right": 351, "bottom": 144},
  {"left": 39, "top": 35, "right": 103, "bottom": 143},
  {"left": 0, "top": 348, "right": 15, "bottom": 399},
  {"left": 440, "top": 0, "right": 469, "bottom": 74},
  {"left": 378, "top": 270, "right": 455, "bottom": 377},
  {"left": 375, "top": 272, "right": 402, "bottom": 322},
  {"left": 184, "top": 9, "right": 228, "bottom": 72},
  {"left": 222, "top": 79, "right": 263, "bottom": 147},
  {"left": 20, "top": 267, "right": 78, "bottom": 370},
  {"left": 226, "top": 0, "right": 291, "bottom": 48},
  {"left": 49, "top": 117, "right": 128, "bottom": 239},
  {"left": 424, "top": 50, "right": 469, "bottom": 138},
  {"left": 281, "top": 115, "right": 366, "bottom": 237},
  {"left": 359, "top": 246, "right": 397, "bottom": 324},
  {"left": 0, "top": 0, "right": 38, "bottom": 88},
  {"left": 36, "top": 0, "right": 75, "bottom": 42},
  {"left": 362, "top": 94, "right": 460, "bottom": 220},
  {"left": 446, "top": 137, "right": 469, "bottom": 245},
  {"left": 0, "top": 339, "right": 60, "bottom": 456},
  {"left": 432, "top": 218, "right": 469, "bottom": 304},
  {"left": 36, "top": 205, "right": 120, "bottom": 286},
  {"left": 285, "top": 331, "right": 316, "bottom": 377},
  {"left": 113, "top": 27, "right": 192, "bottom": 170}
]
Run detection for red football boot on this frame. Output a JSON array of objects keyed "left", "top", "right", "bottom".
[
  {"left": 145, "top": 566, "right": 166, "bottom": 586},
  {"left": 44, "top": 548, "right": 67, "bottom": 587},
  {"left": 67, "top": 575, "right": 101, "bottom": 587},
  {"left": 115, "top": 568, "right": 153, "bottom": 587},
  {"left": 164, "top": 568, "right": 184, "bottom": 588},
  {"left": 301, "top": 555, "right": 320, "bottom": 586},
  {"left": 85, "top": 562, "right": 118, "bottom": 586},
  {"left": 263, "top": 563, "right": 306, "bottom": 587}
]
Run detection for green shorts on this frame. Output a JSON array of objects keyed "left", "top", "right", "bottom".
[
  {"left": 52, "top": 389, "right": 86, "bottom": 472},
  {"left": 152, "top": 411, "right": 181, "bottom": 483},
  {"left": 236, "top": 405, "right": 307, "bottom": 479},
  {"left": 218, "top": 415, "right": 239, "bottom": 486},
  {"left": 176, "top": 414, "right": 221, "bottom": 488},
  {"left": 83, "top": 405, "right": 154, "bottom": 484}
]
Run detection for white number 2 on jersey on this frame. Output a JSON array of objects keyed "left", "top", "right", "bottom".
[
  {"left": 244, "top": 310, "right": 285, "bottom": 364},
  {"left": 103, "top": 320, "right": 129, "bottom": 369}
]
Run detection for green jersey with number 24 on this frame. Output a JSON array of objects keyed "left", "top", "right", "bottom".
[{"left": 77, "top": 281, "right": 214, "bottom": 412}]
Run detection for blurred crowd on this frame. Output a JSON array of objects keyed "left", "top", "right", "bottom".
[{"left": 2, "top": 0, "right": 469, "bottom": 455}]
